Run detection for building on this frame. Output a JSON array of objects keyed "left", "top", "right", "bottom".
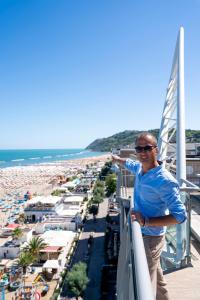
[
  {"left": 34, "top": 216, "right": 76, "bottom": 234},
  {"left": 0, "top": 227, "right": 33, "bottom": 259},
  {"left": 26, "top": 194, "right": 85, "bottom": 232},
  {"left": 24, "top": 196, "right": 63, "bottom": 222},
  {"left": 40, "top": 230, "right": 76, "bottom": 273}
]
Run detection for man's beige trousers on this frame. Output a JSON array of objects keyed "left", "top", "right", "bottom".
[{"left": 143, "top": 235, "right": 170, "bottom": 300}]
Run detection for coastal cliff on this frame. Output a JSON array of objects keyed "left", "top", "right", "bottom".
[{"left": 86, "top": 129, "right": 200, "bottom": 152}]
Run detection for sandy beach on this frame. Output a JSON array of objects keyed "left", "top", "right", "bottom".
[{"left": 0, "top": 154, "right": 111, "bottom": 199}]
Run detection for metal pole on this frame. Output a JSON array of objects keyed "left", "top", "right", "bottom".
[
  {"left": 176, "top": 27, "right": 187, "bottom": 264},
  {"left": 176, "top": 26, "right": 186, "bottom": 184},
  {"left": 131, "top": 220, "right": 154, "bottom": 300},
  {"left": 186, "top": 192, "right": 191, "bottom": 264}
]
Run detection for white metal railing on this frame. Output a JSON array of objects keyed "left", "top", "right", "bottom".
[{"left": 116, "top": 168, "right": 154, "bottom": 300}]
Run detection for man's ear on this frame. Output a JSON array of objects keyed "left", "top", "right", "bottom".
[{"left": 155, "top": 147, "right": 159, "bottom": 154}]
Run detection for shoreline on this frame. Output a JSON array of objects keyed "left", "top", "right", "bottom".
[
  {"left": 0, "top": 154, "right": 111, "bottom": 199},
  {"left": 0, "top": 150, "right": 108, "bottom": 170}
]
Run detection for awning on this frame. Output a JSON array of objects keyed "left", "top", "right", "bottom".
[
  {"left": 42, "top": 260, "right": 60, "bottom": 269},
  {"left": 40, "top": 246, "right": 61, "bottom": 253},
  {"left": 4, "top": 224, "right": 20, "bottom": 230}
]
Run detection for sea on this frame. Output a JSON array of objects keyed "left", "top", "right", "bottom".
[{"left": 0, "top": 149, "right": 107, "bottom": 169}]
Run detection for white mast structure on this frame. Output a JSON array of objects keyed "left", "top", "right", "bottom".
[
  {"left": 158, "top": 27, "right": 186, "bottom": 185},
  {"left": 158, "top": 27, "right": 186, "bottom": 263}
]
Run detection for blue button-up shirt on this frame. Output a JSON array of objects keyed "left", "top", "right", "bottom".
[{"left": 125, "top": 159, "right": 187, "bottom": 236}]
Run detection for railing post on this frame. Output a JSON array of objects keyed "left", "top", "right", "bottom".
[
  {"left": 176, "top": 26, "right": 186, "bottom": 185},
  {"left": 130, "top": 218, "right": 154, "bottom": 300},
  {"left": 176, "top": 27, "right": 187, "bottom": 264}
]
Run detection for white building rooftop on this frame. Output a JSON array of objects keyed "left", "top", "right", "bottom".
[
  {"left": 63, "top": 195, "right": 84, "bottom": 203},
  {"left": 58, "top": 209, "right": 80, "bottom": 217},
  {"left": 43, "top": 259, "right": 60, "bottom": 269},
  {"left": 41, "top": 230, "right": 76, "bottom": 247},
  {"left": 26, "top": 195, "right": 62, "bottom": 205}
]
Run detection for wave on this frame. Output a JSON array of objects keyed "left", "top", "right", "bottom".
[
  {"left": 11, "top": 159, "right": 25, "bottom": 162},
  {"left": 71, "top": 151, "right": 86, "bottom": 156},
  {"left": 74, "top": 151, "right": 85, "bottom": 155},
  {"left": 43, "top": 156, "right": 52, "bottom": 159},
  {"left": 29, "top": 157, "right": 40, "bottom": 160}
]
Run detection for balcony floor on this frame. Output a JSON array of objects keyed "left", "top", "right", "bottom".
[{"left": 165, "top": 241, "right": 200, "bottom": 300}]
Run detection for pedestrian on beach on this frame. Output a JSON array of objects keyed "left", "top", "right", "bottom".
[{"left": 112, "top": 132, "right": 186, "bottom": 300}]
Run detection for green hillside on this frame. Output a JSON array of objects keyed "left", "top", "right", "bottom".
[{"left": 86, "top": 129, "right": 200, "bottom": 152}]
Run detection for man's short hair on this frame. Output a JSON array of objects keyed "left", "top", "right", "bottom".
[{"left": 135, "top": 132, "right": 157, "bottom": 146}]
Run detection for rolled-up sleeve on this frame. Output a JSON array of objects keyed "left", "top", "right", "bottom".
[
  {"left": 124, "top": 159, "right": 140, "bottom": 174},
  {"left": 160, "top": 181, "right": 187, "bottom": 223}
]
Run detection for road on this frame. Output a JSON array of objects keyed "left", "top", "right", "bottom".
[{"left": 60, "top": 198, "right": 108, "bottom": 300}]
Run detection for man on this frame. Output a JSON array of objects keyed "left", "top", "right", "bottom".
[{"left": 112, "top": 133, "right": 186, "bottom": 300}]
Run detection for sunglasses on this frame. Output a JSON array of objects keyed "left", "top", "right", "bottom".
[{"left": 135, "top": 145, "right": 157, "bottom": 153}]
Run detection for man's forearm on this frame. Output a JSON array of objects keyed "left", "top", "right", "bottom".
[
  {"left": 145, "top": 215, "right": 179, "bottom": 227},
  {"left": 112, "top": 155, "right": 126, "bottom": 167}
]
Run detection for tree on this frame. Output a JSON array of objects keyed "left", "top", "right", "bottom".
[
  {"left": 92, "top": 193, "right": 103, "bottom": 206},
  {"left": 105, "top": 174, "right": 117, "bottom": 197},
  {"left": 67, "top": 262, "right": 89, "bottom": 299},
  {"left": 51, "top": 189, "right": 64, "bottom": 196},
  {"left": 93, "top": 186, "right": 104, "bottom": 198},
  {"left": 88, "top": 205, "right": 99, "bottom": 220},
  {"left": 24, "top": 237, "right": 47, "bottom": 260},
  {"left": 17, "top": 251, "right": 35, "bottom": 274},
  {"left": 12, "top": 227, "right": 23, "bottom": 240},
  {"left": 99, "top": 161, "right": 113, "bottom": 179},
  {"left": 95, "top": 180, "right": 105, "bottom": 188},
  {"left": 91, "top": 181, "right": 105, "bottom": 206}
]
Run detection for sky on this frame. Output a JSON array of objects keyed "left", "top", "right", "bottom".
[{"left": 0, "top": 0, "right": 200, "bottom": 149}]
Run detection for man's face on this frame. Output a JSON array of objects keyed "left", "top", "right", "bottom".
[{"left": 135, "top": 136, "right": 158, "bottom": 164}]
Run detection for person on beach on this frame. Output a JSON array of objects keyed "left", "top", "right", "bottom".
[{"left": 112, "top": 132, "right": 186, "bottom": 300}]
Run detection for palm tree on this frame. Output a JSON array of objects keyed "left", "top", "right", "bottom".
[
  {"left": 17, "top": 251, "right": 35, "bottom": 275},
  {"left": 12, "top": 227, "right": 23, "bottom": 241},
  {"left": 25, "top": 237, "right": 48, "bottom": 261}
]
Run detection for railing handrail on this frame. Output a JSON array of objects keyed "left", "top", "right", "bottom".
[
  {"left": 180, "top": 178, "right": 200, "bottom": 189},
  {"left": 129, "top": 217, "right": 154, "bottom": 300}
]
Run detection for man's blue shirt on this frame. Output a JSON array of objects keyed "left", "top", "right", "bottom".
[{"left": 125, "top": 159, "right": 187, "bottom": 236}]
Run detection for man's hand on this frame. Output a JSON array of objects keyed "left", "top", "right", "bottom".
[
  {"left": 111, "top": 155, "right": 120, "bottom": 164},
  {"left": 131, "top": 210, "right": 145, "bottom": 227},
  {"left": 111, "top": 155, "right": 126, "bottom": 166},
  {"left": 131, "top": 212, "right": 180, "bottom": 227}
]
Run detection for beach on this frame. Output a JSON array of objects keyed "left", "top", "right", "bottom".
[{"left": 0, "top": 154, "right": 111, "bottom": 199}]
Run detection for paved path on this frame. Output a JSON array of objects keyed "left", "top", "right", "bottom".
[
  {"left": 61, "top": 198, "right": 108, "bottom": 300},
  {"left": 84, "top": 199, "right": 108, "bottom": 300}
]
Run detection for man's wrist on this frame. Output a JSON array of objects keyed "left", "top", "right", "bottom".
[{"left": 144, "top": 217, "right": 150, "bottom": 227}]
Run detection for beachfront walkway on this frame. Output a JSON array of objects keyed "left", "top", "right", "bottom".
[
  {"left": 84, "top": 199, "right": 108, "bottom": 300},
  {"left": 61, "top": 198, "right": 108, "bottom": 300}
]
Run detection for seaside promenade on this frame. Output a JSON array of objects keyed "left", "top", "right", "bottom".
[{"left": 61, "top": 198, "right": 108, "bottom": 300}]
